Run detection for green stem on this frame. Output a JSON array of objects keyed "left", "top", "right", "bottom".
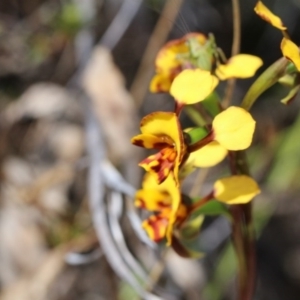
[
  {"left": 189, "top": 191, "right": 214, "bottom": 212},
  {"left": 184, "top": 106, "right": 207, "bottom": 126},
  {"left": 222, "top": 0, "right": 241, "bottom": 108},
  {"left": 244, "top": 203, "right": 256, "bottom": 300},
  {"left": 231, "top": 205, "right": 247, "bottom": 299},
  {"left": 229, "top": 151, "right": 256, "bottom": 300}
]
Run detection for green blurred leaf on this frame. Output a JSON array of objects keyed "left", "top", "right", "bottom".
[
  {"left": 267, "top": 112, "right": 300, "bottom": 190},
  {"left": 55, "top": 3, "right": 82, "bottom": 36},
  {"left": 184, "top": 106, "right": 207, "bottom": 126},
  {"left": 203, "top": 243, "right": 237, "bottom": 300},
  {"left": 241, "top": 57, "right": 289, "bottom": 111},
  {"left": 118, "top": 281, "right": 139, "bottom": 300},
  {"left": 180, "top": 215, "right": 204, "bottom": 240},
  {"left": 172, "top": 235, "right": 204, "bottom": 259},
  {"left": 201, "top": 91, "right": 222, "bottom": 117},
  {"left": 192, "top": 200, "right": 231, "bottom": 219}
]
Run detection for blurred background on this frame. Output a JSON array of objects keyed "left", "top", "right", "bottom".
[{"left": 1, "top": 0, "right": 300, "bottom": 299}]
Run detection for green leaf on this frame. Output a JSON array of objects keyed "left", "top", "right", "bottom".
[
  {"left": 192, "top": 200, "right": 231, "bottom": 219},
  {"left": 201, "top": 91, "right": 222, "bottom": 117},
  {"left": 203, "top": 243, "right": 237, "bottom": 300},
  {"left": 179, "top": 215, "right": 204, "bottom": 240},
  {"left": 171, "top": 236, "right": 204, "bottom": 259},
  {"left": 241, "top": 57, "right": 289, "bottom": 111},
  {"left": 55, "top": 3, "right": 82, "bottom": 36},
  {"left": 267, "top": 112, "right": 300, "bottom": 191}
]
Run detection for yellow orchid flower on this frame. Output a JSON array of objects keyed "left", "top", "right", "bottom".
[
  {"left": 216, "top": 54, "right": 263, "bottom": 80},
  {"left": 187, "top": 107, "right": 256, "bottom": 153},
  {"left": 135, "top": 173, "right": 187, "bottom": 244},
  {"left": 150, "top": 33, "right": 207, "bottom": 93},
  {"left": 254, "top": 1, "right": 300, "bottom": 72},
  {"left": 214, "top": 175, "right": 261, "bottom": 204},
  {"left": 131, "top": 111, "right": 186, "bottom": 184},
  {"left": 170, "top": 69, "right": 219, "bottom": 105}
]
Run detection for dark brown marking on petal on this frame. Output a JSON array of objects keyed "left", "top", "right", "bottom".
[
  {"left": 132, "top": 139, "right": 145, "bottom": 147},
  {"left": 151, "top": 163, "right": 162, "bottom": 173},
  {"left": 157, "top": 201, "right": 171, "bottom": 209},
  {"left": 153, "top": 142, "right": 171, "bottom": 149},
  {"left": 148, "top": 215, "right": 168, "bottom": 242}
]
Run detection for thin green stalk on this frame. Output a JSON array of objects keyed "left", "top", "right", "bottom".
[
  {"left": 229, "top": 151, "right": 256, "bottom": 300},
  {"left": 231, "top": 206, "right": 247, "bottom": 299},
  {"left": 222, "top": 0, "right": 241, "bottom": 108},
  {"left": 184, "top": 106, "right": 207, "bottom": 126}
]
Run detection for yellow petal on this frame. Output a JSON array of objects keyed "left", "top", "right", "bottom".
[
  {"left": 149, "top": 73, "right": 173, "bottom": 93},
  {"left": 140, "top": 112, "right": 182, "bottom": 151},
  {"left": 216, "top": 54, "right": 263, "bottom": 80},
  {"left": 155, "top": 39, "right": 189, "bottom": 72},
  {"left": 214, "top": 175, "right": 261, "bottom": 204},
  {"left": 188, "top": 141, "right": 228, "bottom": 168},
  {"left": 170, "top": 69, "right": 219, "bottom": 105},
  {"left": 254, "top": 1, "right": 286, "bottom": 30},
  {"left": 213, "top": 106, "right": 256, "bottom": 151},
  {"left": 141, "top": 172, "right": 163, "bottom": 190},
  {"left": 281, "top": 38, "right": 300, "bottom": 71}
]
